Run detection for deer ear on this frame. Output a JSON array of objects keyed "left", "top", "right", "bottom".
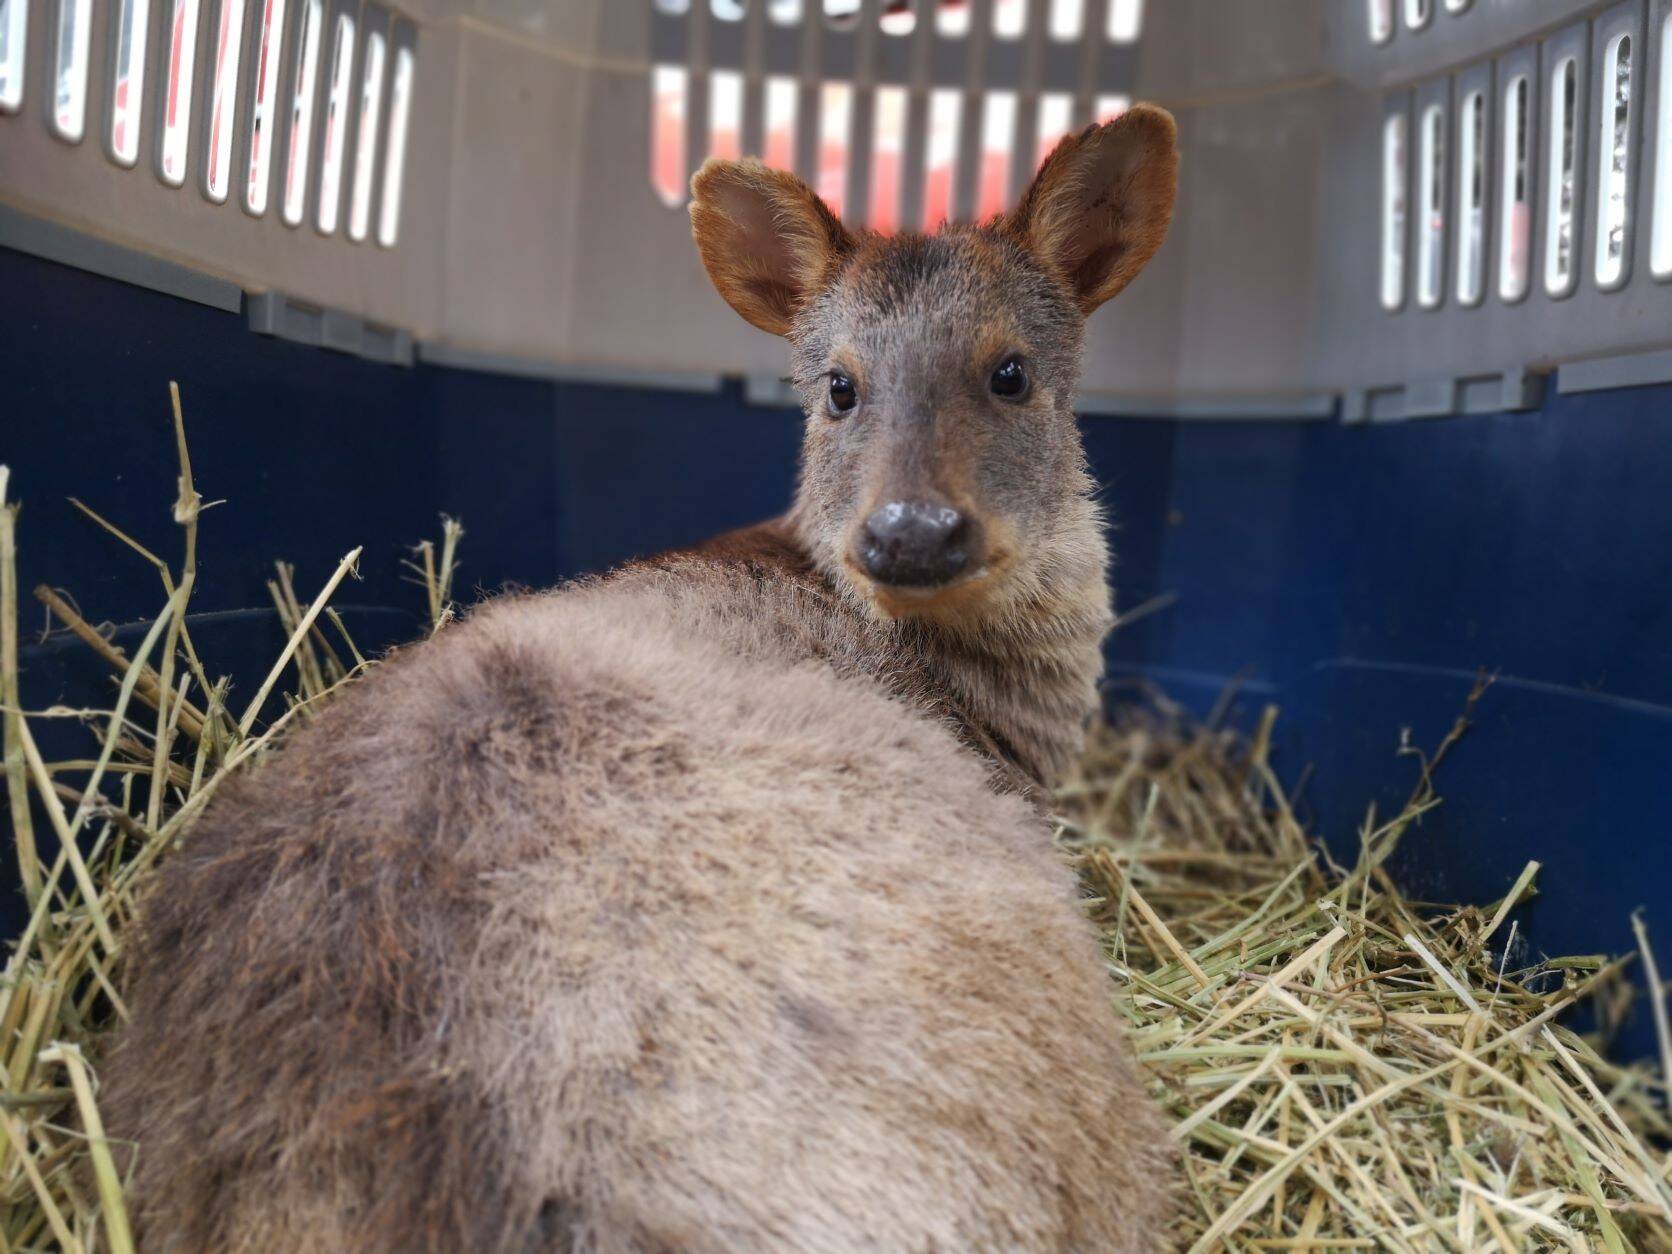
[
  {"left": 689, "top": 158, "right": 855, "bottom": 337},
  {"left": 1008, "top": 105, "right": 1179, "bottom": 314}
]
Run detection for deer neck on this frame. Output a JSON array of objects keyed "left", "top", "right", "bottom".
[
  {"left": 902, "top": 495, "right": 1113, "bottom": 792},
  {"left": 785, "top": 493, "right": 1113, "bottom": 794}
]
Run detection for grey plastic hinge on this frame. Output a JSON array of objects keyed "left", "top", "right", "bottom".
[
  {"left": 1341, "top": 386, "right": 1405, "bottom": 424},
  {"left": 245, "top": 292, "right": 414, "bottom": 367},
  {"left": 1343, "top": 369, "right": 1546, "bottom": 423},
  {"left": 1401, "top": 378, "right": 1460, "bottom": 420},
  {"left": 1461, "top": 368, "right": 1546, "bottom": 414}
]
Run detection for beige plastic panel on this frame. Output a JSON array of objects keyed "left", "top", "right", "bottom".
[
  {"left": 0, "top": 0, "right": 1331, "bottom": 404},
  {"left": 1136, "top": 0, "right": 1324, "bottom": 102},
  {"left": 1164, "top": 90, "right": 1327, "bottom": 398},
  {"left": 11, "top": 0, "right": 1672, "bottom": 411},
  {"left": 65, "top": 0, "right": 1672, "bottom": 415},
  {"left": 433, "top": 19, "right": 595, "bottom": 358},
  {"left": 559, "top": 54, "right": 790, "bottom": 379},
  {"left": 430, "top": 0, "right": 1327, "bottom": 403}
]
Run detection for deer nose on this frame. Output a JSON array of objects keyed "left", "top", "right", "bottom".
[{"left": 858, "top": 501, "right": 972, "bottom": 588}]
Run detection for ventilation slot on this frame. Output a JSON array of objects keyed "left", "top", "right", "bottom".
[
  {"left": 158, "top": 0, "right": 201, "bottom": 183},
  {"left": 708, "top": 67, "right": 742, "bottom": 162},
  {"left": 763, "top": 74, "right": 796, "bottom": 170},
  {"left": 50, "top": 0, "right": 91, "bottom": 141},
  {"left": 347, "top": 26, "right": 385, "bottom": 240},
  {"left": 1367, "top": 0, "right": 1392, "bottom": 45},
  {"left": 869, "top": 83, "right": 906, "bottom": 233},
  {"left": 376, "top": 42, "right": 413, "bottom": 248},
  {"left": 1456, "top": 90, "right": 1484, "bottom": 306},
  {"left": 1595, "top": 32, "right": 1632, "bottom": 289},
  {"left": 993, "top": 0, "right": 1024, "bottom": 40},
  {"left": 203, "top": 0, "right": 249, "bottom": 202},
  {"left": 315, "top": 10, "right": 355, "bottom": 231},
  {"left": 1655, "top": 13, "right": 1672, "bottom": 279},
  {"left": 817, "top": 80, "right": 853, "bottom": 218},
  {"left": 1545, "top": 56, "right": 1578, "bottom": 298},
  {"left": 1417, "top": 102, "right": 1445, "bottom": 308},
  {"left": 923, "top": 86, "right": 961, "bottom": 228},
  {"left": 0, "top": 0, "right": 26, "bottom": 112},
  {"left": 1106, "top": 0, "right": 1140, "bottom": 42},
  {"left": 1381, "top": 111, "right": 1407, "bottom": 311},
  {"left": 650, "top": 64, "right": 688, "bottom": 207},
  {"left": 936, "top": 1, "right": 967, "bottom": 37},
  {"left": 281, "top": 0, "right": 322, "bottom": 222},
  {"left": 243, "top": 0, "right": 286, "bottom": 210},
  {"left": 1499, "top": 74, "right": 1530, "bottom": 301},
  {"left": 1035, "top": 90, "right": 1072, "bottom": 168},
  {"left": 977, "top": 90, "right": 1016, "bottom": 220},
  {"left": 1048, "top": 0, "right": 1079, "bottom": 41},
  {"left": 110, "top": 0, "right": 150, "bottom": 163}
]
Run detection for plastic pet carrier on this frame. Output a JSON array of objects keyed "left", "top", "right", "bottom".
[{"left": 3, "top": 0, "right": 1671, "bottom": 1066}]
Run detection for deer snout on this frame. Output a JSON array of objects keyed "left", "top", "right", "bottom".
[{"left": 857, "top": 501, "right": 977, "bottom": 589}]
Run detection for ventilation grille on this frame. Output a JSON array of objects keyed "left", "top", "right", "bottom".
[
  {"left": 1378, "top": 2, "right": 1672, "bottom": 314},
  {"left": 648, "top": 0, "right": 1141, "bottom": 231},
  {"left": 0, "top": 0, "right": 418, "bottom": 246}
]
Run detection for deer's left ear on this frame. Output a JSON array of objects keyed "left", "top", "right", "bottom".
[{"left": 1007, "top": 105, "right": 1179, "bottom": 314}]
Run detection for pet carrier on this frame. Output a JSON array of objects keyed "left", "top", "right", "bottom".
[{"left": 2, "top": 0, "right": 1670, "bottom": 1069}]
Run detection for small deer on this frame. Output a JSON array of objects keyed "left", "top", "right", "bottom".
[{"left": 105, "top": 106, "right": 1182, "bottom": 1251}]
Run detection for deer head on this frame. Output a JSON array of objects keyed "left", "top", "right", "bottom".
[{"left": 691, "top": 106, "right": 1179, "bottom": 627}]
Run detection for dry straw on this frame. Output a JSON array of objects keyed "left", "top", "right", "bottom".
[
  {"left": 1059, "top": 702, "right": 1672, "bottom": 1250},
  {"left": 1, "top": 387, "right": 1669, "bottom": 1251}
]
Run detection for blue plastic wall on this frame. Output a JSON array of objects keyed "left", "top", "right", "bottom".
[
  {"left": 4, "top": 244, "right": 1669, "bottom": 1061},
  {"left": 1085, "top": 411, "right": 1672, "bottom": 1061}
]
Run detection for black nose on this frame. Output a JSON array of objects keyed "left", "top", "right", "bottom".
[{"left": 858, "top": 501, "right": 972, "bottom": 588}]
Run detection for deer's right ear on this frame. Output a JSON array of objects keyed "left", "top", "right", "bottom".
[{"left": 690, "top": 159, "right": 854, "bottom": 337}]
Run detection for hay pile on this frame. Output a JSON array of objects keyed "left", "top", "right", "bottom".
[
  {"left": 1, "top": 388, "right": 1669, "bottom": 1251},
  {"left": 1061, "top": 706, "right": 1672, "bottom": 1250}
]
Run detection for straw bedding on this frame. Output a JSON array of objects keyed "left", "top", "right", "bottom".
[
  {"left": 2, "top": 390, "right": 1668, "bottom": 1251},
  {"left": 1061, "top": 706, "right": 1672, "bottom": 1250}
]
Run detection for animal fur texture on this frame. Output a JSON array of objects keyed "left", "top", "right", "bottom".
[{"left": 103, "top": 107, "right": 1184, "bottom": 1251}]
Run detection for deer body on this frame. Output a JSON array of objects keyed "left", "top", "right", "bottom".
[{"left": 105, "top": 109, "right": 1183, "bottom": 1251}]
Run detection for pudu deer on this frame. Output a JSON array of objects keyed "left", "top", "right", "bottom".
[{"left": 104, "top": 105, "right": 1183, "bottom": 1251}]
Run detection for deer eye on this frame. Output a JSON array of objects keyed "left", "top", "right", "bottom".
[
  {"left": 827, "top": 373, "right": 858, "bottom": 417},
  {"left": 990, "top": 357, "right": 1029, "bottom": 400}
]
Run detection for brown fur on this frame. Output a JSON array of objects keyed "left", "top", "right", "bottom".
[{"left": 102, "top": 108, "right": 1183, "bottom": 1251}]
